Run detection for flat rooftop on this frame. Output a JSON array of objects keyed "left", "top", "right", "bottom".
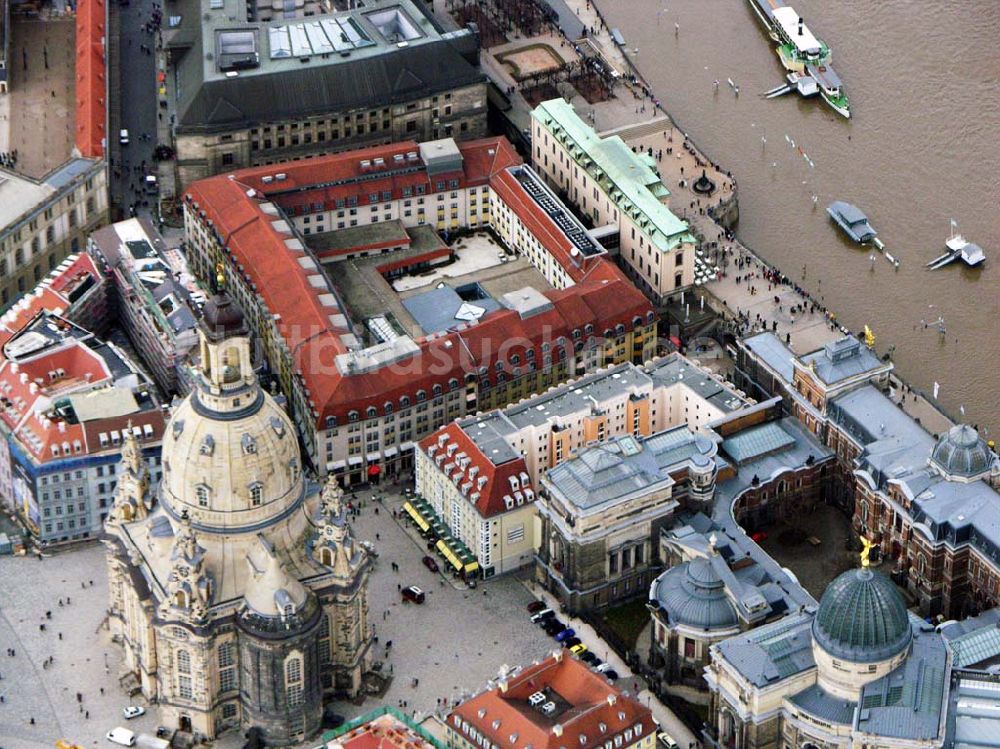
[
  {"left": 314, "top": 228, "right": 554, "bottom": 343},
  {"left": 171, "top": 0, "right": 483, "bottom": 129}
]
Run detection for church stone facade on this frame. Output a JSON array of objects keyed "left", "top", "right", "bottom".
[{"left": 104, "top": 290, "right": 373, "bottom": 744}]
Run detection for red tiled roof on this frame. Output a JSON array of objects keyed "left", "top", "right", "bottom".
[
  {"left": 0, "top": 254, "right": 104, "bottom": 347},
  {"left": 184, "top": 136, "right": 653, "bottom": 429},
  {"left": 75, "top": 0, "right": 107, "bottom": 157},
  {"left": 335, "top": 712, "right": 437, "bottom": 749},
  {"left": 418, "top": 422, "right": 532, "bottom": 518},
  {"left": 449, "top": 655, "right": 654, "bottom": 749}
]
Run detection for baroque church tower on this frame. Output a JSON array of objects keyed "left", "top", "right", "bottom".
[{"left": 104, "top": 288, "right": 373, "bottom": 744}]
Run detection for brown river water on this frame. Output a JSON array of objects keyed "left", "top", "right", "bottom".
[{"left": 596, "top": 0, "right": 1000, "bottom": 435}]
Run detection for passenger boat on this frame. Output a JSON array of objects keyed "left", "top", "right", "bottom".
[
  {"left": 747, "top": 0, "right": 851, "bottom": 118},
  {"left": 827, "top": 202, "right": 876, "bottom": 244}
]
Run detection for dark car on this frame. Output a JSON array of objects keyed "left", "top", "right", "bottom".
[
  {"left": 604, "top": 669, "right": 619, "bottom": 681},
  {"left": 589, "top": 657, "right": 604, "bottom": 669},
  {"left": 554, "top": 628, "right": 576, "bottom": 642},
  {"left": 527, "top": 600, "right": 547, "bottom": 614},
  {"left": 422, "top": 556, "right": 439, "bottom": 573},
  {"left": 322, "top": 708, "right": 346, "bottom": 730},
  {"left": 580, "top": 651, "right": 598, "bottom": 664},
  {"left": 543, "top": 619, "right": 565, "bottom": 633},
  {"left": 563, "top": 636, "right": 582, "bottom": 648},
  {"left": 401, "top": 585, "right": 425, "bottom": 604}
]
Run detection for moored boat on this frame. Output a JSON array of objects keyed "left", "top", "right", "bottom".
[{"left": 827, "top": 201, "right": 876, "bottom": 243}]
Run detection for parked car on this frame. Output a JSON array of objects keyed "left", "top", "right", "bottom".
[
  {"left": 531, "top": 609, "right": 554, "bottom": 623},
  {"left": 543, "top": 619, "right": 565, "bottom": 633},
  {"left": 401, "top": 585, "right": 425, "bottom": 604},
  {"left": 657, "top": 733, "right": 679, "bottom": 749},
  {"left": 422, "top": 556, "right": 439, "bottom": 573},
  {"left": 106, "top": 728, "right": 136, "bottom": 747},
  {"left": 119, "top": 129, "right": 130, "bottom": 145},
  {"left": 322, "top": 708, "right": 346, "bottom": 729},
  {"left": 580, "top": 651, "right": 598, "bottom": 664},
  {"left": 604, "top": 669, "right": 619, "bottom": 681},
  {"left": 589, "top": 657, "right": 604, "bottom": 669},
  {"left": 570, "top": 643, "right": 588, "bottom": 655},
  {"left": 595, "top": 662, "right": 613, "bottom": 673},
  {"left": 527, "top": 600, "right": 547, "bottom": 613},
  {"left": 554, "top": 628, "right": 576, "bottom": 642},
  {"left": 563, "top": 636, "right": 582, "bottom": 648},
  {"left": 122, "top": 706, "right": 145, "bottom": 720}
]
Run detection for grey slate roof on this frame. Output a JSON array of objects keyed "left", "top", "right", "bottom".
[
  {"left": 789, "top": 684, "right": 856, "bottom": 725},
  {"left": 170, "top": 0, "right": 484, "bottom": 132},
  {"left": 545, "top": 427, "right": 713, "bottom": 510},
  {"left": 742, "top": 332, "right": 795, "bottom": 383},
  {"left": 650, "top": 557, "right": 740, "bottom": 631},
  {"left": 799, "top": 336, "right": 886, "bottom": 386},
  {"left": 713, "top": 416, "right": 833, "bottom": 520},
  {"left": 854, "top": 618, "right": 948, "bottom": 742},
  {"left": 713, "top": 613, "right": 815, "bottom": 687},
  {"left": 829, "top": 385, "right": 1000, "bottom": 563},
  {"left": 656, "top": 512, "right": 815, "bottom": 630},
  {"left": 176, "top": 39, "right": 484, "bottom": 130},
  {"left": 402, "top": 286, "right": 502, "bottom": 335}
]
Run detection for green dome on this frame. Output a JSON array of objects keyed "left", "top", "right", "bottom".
[{"left": 812, "top": 568, "right": 911, "bottom": 662}]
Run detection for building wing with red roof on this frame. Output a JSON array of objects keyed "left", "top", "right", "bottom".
[
  {"left": 448, "top": 654, "right": 655, "bottom": 749},
  {"left": 182, "top": 135, "right": 658, "bottom": 483},
  {"left": 0, "top": 303, "right": 164, "bottom": 545}
]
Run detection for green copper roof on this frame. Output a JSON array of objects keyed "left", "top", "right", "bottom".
[
  {"left": 812, "top": 568, "right": 911, "bottom": 662},
  {"left": 531, "top": 98, "right": 695, "bottom": 254}
]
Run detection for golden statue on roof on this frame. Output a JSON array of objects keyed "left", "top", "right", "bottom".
[
  {"left": 860, "top": 535, "right": 877, "bottom": 568},
  {"left": 215, "top": 261, "right": 226, "bottom": 291},
  {"left": 863, "top": 324, "right": 876, "bottom": 349}
]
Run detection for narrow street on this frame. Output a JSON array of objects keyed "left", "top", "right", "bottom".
[{"left": 109, "top": 0, "right": 161, "bottom": 220}]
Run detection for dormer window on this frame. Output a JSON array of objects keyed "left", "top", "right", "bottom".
[
  {"left": 196, "top": 484, "right": 211, "bottom": 507},
  {"left": 416, "top": 390, "right": 426, "bottom": 402},
  {"left": 288, "top": 460, "right": 299, "bottom": 482},
  {"left": 270, "top": 417, "right": 286, "bottom": 438},
  {"left": 366, "top": 406, "right": 377, "bottom": 419},
  {"left": 249, "top": 483, "right": 263, "bottom": 506},
  {"left": 241, "top": 434, "right": 257, "bottom": 455},
  {"left": 199, "top": 435, "right": 215, "bottom": 456}
]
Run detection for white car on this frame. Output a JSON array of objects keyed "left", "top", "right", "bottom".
[
  {"left": 119, "top": 129, "right": 130, "bottom": 145},
  {"left": 595, "top": 662, "right": 613, "bottom": 673},
  {"left": 107, "top": 727, "right": 137, "bottom": 746},
  {"left": 123, "top": 706, "right": 146, "bottom": 719}
]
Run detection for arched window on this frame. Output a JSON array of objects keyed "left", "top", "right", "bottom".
[
  {"left": 196, "top": 485, "right": 210, "bottom": 507},
  {"left": 348, "top": 410, "right": 359, "bottom": 422},
  {"left": 288, "top": 460, "right": 299, "bottom": 482},
  {"left": 399, "top": 396, "right": 410, "bottom": 409},
  {"left": 285, "top": 654, "right": 304, "bottom": 707},
  {"left": 384, "top": 401, "right": 394, "bottom": 414},
  {"left": 432, "top": 384, "right": 443, "bottom": 397},
  {"left": 366, "top": 406, "right": 377, "bottom": 419},
  {"left": 177, "top": 649, "right": 193, "bottom": 699},
  {"left": 416, "top": 389, "right": 426, "bottom": 402},
  {"left": 250, "top": 483, "right": 263, "bottom": 507},
  {"left": 175, "top": 590, "right": 188, "bottom": 608},
  {"left": 221, "top": 347, "right": 241, "bottom": 383},
  {"left": 448, "top": 378, "right": 459, "bottom": 390},
  {"left": 318, "top": 547, "right": 333, "bottom": 566}
]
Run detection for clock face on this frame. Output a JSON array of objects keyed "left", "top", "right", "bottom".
[{"left": 178, "top": 565, "right": 189, "bottom": 578}]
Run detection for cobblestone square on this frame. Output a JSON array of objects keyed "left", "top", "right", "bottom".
[{"left": 0, "top": 485, "right": 559, "bottom": 749}]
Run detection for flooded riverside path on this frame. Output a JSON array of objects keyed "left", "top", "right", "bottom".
[{"left": 594, "top": 0, "right": 1000, "bottom": 433}]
